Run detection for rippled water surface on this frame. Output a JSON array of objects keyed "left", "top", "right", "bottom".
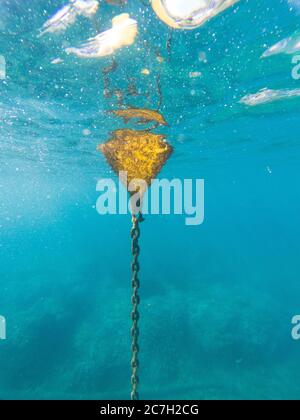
[{"left": 1, "top": 0, "right": 300, "bottom": 400}]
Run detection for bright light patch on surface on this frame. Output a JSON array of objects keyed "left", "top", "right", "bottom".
[
  {"left": 240, "top": 88, "right": 300, "bottom": 106},
  {"left": 39, "top": 0, "right": 99, "bottom": 36},
  {"left": 0, "top": 55, "right": 6, "bottom": 80},
  {"left": 151, "top": 0, "right": 239, "bottom": 29},
  {"left": 66, "top": 13, "right": 138, "bottom": 58},
  {"left": 164, "top": 0, "right": 209, "bottom": 17},
  {"left": 262, "top": 31, "right": 300, "bottom": 57},
  {"left": 0, "top": 316, "right": 6, "bottom": 340}
]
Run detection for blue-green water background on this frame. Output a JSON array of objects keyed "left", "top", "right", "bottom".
[{"left": 1, "top": 0, "right": 300, "bottom": 399}]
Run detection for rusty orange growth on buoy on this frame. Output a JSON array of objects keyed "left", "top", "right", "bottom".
[
  {"left": 111, "top": 108, "right": 168, "bottom": 126},
  {"left": 98, "top": 129, "right": 173, "bottom": 198}
]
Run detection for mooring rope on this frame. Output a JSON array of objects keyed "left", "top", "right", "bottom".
[{"left": 130, "top": 212, "right": 144, "bottom": 400}]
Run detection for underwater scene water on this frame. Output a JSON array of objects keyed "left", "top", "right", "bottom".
[{"left": 1, "top": 0, "right": 300, "bottom": 400}]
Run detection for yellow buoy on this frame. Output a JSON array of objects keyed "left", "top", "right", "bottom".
[
  {"left": 98, "top": 129, "right": 173, "bottom": 198},
  {"left": 151, "top": 0, "right": 239, "bottom": 30}
]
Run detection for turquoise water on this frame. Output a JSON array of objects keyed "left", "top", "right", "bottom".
[{"left": 1, "top": 0, "right": 300, "bottom": 400}]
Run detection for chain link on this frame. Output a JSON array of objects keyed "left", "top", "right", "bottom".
[{"left": 130, "top": 212, "right": 144, "bottom": 400}]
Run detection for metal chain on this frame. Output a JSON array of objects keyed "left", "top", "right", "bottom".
[{"left": 130, "top": 212, "right": 144, "bottom": 401}]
